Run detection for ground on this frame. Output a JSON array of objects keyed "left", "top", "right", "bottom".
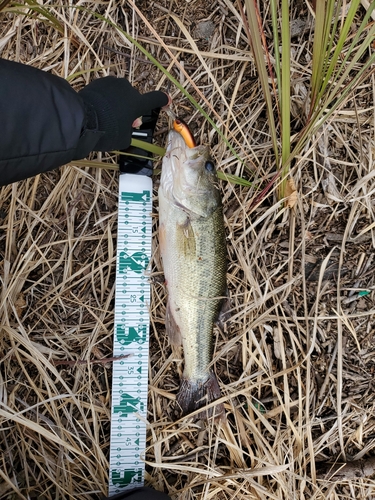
[{"left": 0, "top": 1, "right": 375, "bottom": 499}]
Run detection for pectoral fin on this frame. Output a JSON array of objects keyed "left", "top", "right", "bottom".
[{"left": 176, "top": 217, "right": 196, "bottom": 257}]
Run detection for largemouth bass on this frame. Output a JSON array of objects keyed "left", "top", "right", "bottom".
[{"left": 158, "top": 128, "right": 226, "bottom": 419}]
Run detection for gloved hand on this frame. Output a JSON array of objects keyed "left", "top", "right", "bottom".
[{"left": 78, "top": 77, "right": 169, "bottom": 152}]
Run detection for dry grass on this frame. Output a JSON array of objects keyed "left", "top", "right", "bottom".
[{"left": 1, "top": 1, "right": 375, "bottom": 499}]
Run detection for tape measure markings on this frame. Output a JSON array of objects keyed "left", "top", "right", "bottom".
[{"left": 109, "top": 173, "right": 153, "bottom": 495}]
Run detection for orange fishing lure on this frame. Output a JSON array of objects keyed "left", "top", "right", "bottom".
[{"left": 173, "top": 118, "right": 197, "bottom": 148}]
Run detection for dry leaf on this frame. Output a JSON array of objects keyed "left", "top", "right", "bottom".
[
  {"left": 286, "top": 177, "right": 298, "bottom": 208},
  {"left": 91, "top": 345, "right": 104, "bottom": 359},
  {"left": 14, "top": 293, "right": 27, "bottom": 316}
]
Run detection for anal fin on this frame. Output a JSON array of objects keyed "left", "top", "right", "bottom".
[
  {"left": 216, "top": 290, "right": 231, "bottom": 332},
  {"left": 166, "top": 300, "right": 182, "bottom": 347}
]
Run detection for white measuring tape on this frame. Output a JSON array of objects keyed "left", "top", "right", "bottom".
[{"left": 108, "top": 171, "right": 153, "bottom": 495}]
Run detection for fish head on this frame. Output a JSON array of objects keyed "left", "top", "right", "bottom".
[{"left": 160, "top": 130, "right": 221, "bottom": 217}]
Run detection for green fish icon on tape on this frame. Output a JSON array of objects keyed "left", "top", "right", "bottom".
[
  {"left": 114, "top": 393, "right": 145, "bottom": 416},
  {"left": 111, "top": 469, "right": 142, "bottom": 487},
  {"left": 117, "top": 325, "right": 147, "bottom": 345},
  {"left": 119, "top": 251, "right": 149, "bottom": 274}
]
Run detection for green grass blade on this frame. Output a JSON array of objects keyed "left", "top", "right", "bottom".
[
  {"left": 323, "top": 52, "right": 375, "bottom": 120},
  {"left": 129, "top": 139, "right": 165, "bottom": 157},
  {"left": 217, "top": 171, "right": 252, "bottom": 187},
  {"left": 310, "top": 0, "right": 328, "bottom": 109},
  {"left": 333, "top": 0, "right": 375, "bottom": 77},
  {"left": 243, "top": 0, "right": 279, "bottom": 164},
  {"left": 321, "top": 0, "right": 339, "bottom": 78},
  {"left": 279, "top": 0, "right": 291, "bottom": 199},
  {"left": 317, "top": 0, "right": 361, "bottom": 103},
  {"left": 270, "top": 0, "right": 281, "bottom": 94},
  {"left": 24, "top": 0, "right": 64, "bottom": 34},
  {"left": 320, "top": 7, "right": 341, "bottom": 103},
  {"left": 5, "top": 4, "right": 64, "bottom": 34}
]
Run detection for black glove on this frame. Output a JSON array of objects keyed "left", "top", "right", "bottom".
[
  {"left": 78, "top": 77, "right": 169, "bottom": 152},
  {"left": 102, "top": 486, "right": 172, "bottom": 500}
]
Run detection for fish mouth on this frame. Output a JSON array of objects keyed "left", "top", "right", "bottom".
[
  {"left": 160, "top": 129, "right": 217, "bottom": 216},
  {"left": 160, "top": 131, "right": 186, "bottom": 205},
  {"left": 166, "top": 130, "right": 206, "bottom": 161},
  {"left": 166, "top": 130, "right": 188, "bottom": 156}
]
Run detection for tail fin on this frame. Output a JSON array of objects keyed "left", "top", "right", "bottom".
[{"left": 176, "top": 371, "right": 225, "bottom": 421}]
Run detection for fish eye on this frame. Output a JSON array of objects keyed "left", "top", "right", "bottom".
[{"left": 205, "top": 160, "right": 215, "bottom": 172}]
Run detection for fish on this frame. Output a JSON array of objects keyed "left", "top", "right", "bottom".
[{"left": 158, "top": 125, "right": 227, "bottom": 419}]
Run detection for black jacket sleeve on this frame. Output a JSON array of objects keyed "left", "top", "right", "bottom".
[{"left": 0, "top": 59, "right": 103, "bottom": 186}]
